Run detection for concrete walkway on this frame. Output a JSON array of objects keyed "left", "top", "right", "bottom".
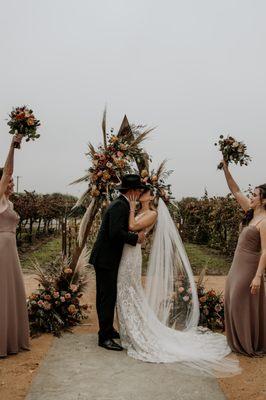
[{"left": 26, "top": 333, "right": 225, "bottom": 400}]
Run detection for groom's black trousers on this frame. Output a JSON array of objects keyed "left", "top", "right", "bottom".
[{"left": 95, "top": 267, "right": 118, "bottom": 341}]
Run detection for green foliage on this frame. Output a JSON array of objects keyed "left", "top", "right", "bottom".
[
  {"left": 10, "top": 192, "right": 79, "bottom": 245},
  {"left": 177, "top": 194, "right": 243, "bottom": 256}
]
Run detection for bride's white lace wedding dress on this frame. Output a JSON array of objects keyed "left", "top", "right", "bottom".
[{"left": 117, "top": 199, "right": 240, "bottom": 377}]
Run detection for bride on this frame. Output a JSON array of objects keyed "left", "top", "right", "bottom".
[{"left": 116, "top": 186, "right": 240, "bottom": 377}]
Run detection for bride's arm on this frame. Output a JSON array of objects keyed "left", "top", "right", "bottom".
[{"left": 128, "top": 197, "right": 157, "bottom": 232}]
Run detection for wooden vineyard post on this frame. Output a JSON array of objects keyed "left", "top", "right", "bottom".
[{"left": 62, "top": 217, "right": 67, "bottom": 257}]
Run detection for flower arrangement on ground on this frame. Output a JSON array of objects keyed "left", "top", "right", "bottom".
[{"left": 28, "top": 255, "right": 90, "bottom": 337}]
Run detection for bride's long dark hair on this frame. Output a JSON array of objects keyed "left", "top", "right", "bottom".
[
  {"left": 242, "top": 184, "right": 266, "bottom": 226},
  {"left": 0, "top": 168, "right": 3, "bottom": 180}
]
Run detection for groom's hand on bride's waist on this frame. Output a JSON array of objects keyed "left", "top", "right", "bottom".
[{"left": 137, "top": 231, "right": 146, "bottom": 244}]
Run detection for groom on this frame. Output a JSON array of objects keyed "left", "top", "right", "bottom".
[{"left": 89, "top": 174, "right": 146, "bottom": 351}]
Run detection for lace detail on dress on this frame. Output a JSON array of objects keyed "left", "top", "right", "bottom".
[{"left": 117, "top": 244, "right": 240, "bottom": 376}]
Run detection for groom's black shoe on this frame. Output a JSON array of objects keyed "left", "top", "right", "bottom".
[
  {"left": 98, "top": 338, "right": 123, "bottom": 351},
  {"left": 111, "top": 330, "right": 120, "bottom": 340}
]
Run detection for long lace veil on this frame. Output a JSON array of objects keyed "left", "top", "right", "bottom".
[{"left": 145, "top": 198, "right": 200, "bottom": 331}]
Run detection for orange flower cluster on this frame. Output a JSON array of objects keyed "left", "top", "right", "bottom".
[{"left": 88, "top": 135, "right": 132, "bottom": 198}]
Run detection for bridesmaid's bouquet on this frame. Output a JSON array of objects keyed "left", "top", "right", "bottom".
[
  {"left": 215, "top": 135, "right": 251, "bottom": 170},
  {"left": 7, "top": 106, "right": 41, "bottom": 148}
]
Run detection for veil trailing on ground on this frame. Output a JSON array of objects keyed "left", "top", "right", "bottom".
[{"left": 145, "top": 198, "right": 200, "bottom": 331}]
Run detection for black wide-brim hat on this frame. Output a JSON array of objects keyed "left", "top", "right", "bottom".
[{"left": 117, "top": 174, "right": 147, "bottom": 191}]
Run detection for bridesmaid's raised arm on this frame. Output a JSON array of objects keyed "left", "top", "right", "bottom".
[
  {"left": 0, "top": 134, "right": 22, "bottom": 199},
  {"left": 222, "top": 160, "right": 251, "bottom": 212}
]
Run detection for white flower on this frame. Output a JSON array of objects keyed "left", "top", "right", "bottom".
[{"left": 232, "top": 141, "right": 239, "bottom": 148}]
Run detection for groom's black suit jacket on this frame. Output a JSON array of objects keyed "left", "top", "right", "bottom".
[{"left": 89, "top": 195, "right": 138, "bottom": 270}]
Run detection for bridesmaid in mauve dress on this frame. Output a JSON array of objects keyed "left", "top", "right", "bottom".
[
  {"left": 0, "top": 134, "right": 30, "bottom": 357},
  {"left": 222, "top": 160, "right": 266, "bottom": 356}
]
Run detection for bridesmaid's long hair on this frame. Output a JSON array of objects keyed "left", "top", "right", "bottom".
[{"left": 243, "top": 184, "right": 266, "bottom": 226}]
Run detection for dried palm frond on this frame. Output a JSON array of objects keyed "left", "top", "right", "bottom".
[
  {"left": 71, "top": 188, "right": 91, "bottom": 209},
  {"left": 156, "top": 159, "right": 167, "bottom": 179},
  {"left": 71, "top": 246, "right": 90, "bottom": 283},
  {"left": 128, "top": 127, "right": 155, "bottom": 149},
  {"left": 102, "top": 107, "right": 107, "bottom": 149},
  {"left": 69, "top": 197, "right": 100, "bottom": 270},
  {"left": 86, "top": 142, "right": 96, "bottom": 157},
  {"left": 69, "top": 173, "right": 90, "bottom": 186},
  {"left": 197, "top": 267, "right": 206, "bottom": 289},
  {"left": 78, "top": 197, "right": 97, "bottom": 246}
]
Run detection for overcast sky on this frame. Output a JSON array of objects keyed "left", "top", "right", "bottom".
[{"left": 0, "top": 0, "right": 265, "bottom": 199}]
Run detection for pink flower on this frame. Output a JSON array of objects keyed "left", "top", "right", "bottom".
[
  {"left": 178, "top": 287, "right": 185, "bottom": 293},
  {"left": 183, "top": 295, "right": 190, "bottom": 302},
  {"left": 53, "top": 291, "right": 59, "bottom": 298},
  {"left": 64, "top": 268, "right": 72, "bottom": 274},
  {"left": 70, "top": 284, "right": 78, "bottom": 292},
  {"left": 37, "top": 300, "right": 44, "bottom": 307},
  {"left": 215, "top": 304, "right": 222, "bottom": 312},
  {"left": 60, "top": 296, "right": 66, "bottom": 303},
  {"left": 187, "top": 288, "right": 192, "bottom": 294},
  {"left": 44, "top": 294, "right": 51, "bottom": 301},
  {"left": 116, "top": 151, "right": 123, "bottom": 158}
]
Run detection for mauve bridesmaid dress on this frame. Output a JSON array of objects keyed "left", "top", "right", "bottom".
[
  {"left": 225, "top": 222, "right": 266, "bottom": 356},
  {"left": 0, "top": 199, "right": 30, "bottom": 357}
]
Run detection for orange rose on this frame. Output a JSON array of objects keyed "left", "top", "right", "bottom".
[
  {"left": 103, "top": 171, "right": 111, "bottom": 181},
  {"left": 68, "top": 304, "right": 76, "bottom": 314},
  {"left": 199, "top": 296, "right": 207, "bottom": 303},
  {"left": 64, "top": 268, "right": 72, "bottom": 274},
  {"left": 27, "top": 117, "right": 35, "bottom": 126},
  {"left": 91, "top": 186, "right": 100, "bottom": 197},
  {"left": 16, "top": 112, "right": 25, "bottom": 120},
  {"left": 141, "top": 169, "right": 149, "bottom": 178}
]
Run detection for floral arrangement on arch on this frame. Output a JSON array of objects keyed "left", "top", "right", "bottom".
[
  {"left": 73, "top": 112, "right": 154, "bottom": 203},
  {"left": 215, "top": 134, "right": 251, "bottom": 170},
  {"left": 140, "top": 159, "right": 174, "bottom": 204},
  {"left": 27, "top": 254, "right": 90, "bottom": 337},
  {"left": 7, "top": 105, "right": 41, "bottom": 148}
]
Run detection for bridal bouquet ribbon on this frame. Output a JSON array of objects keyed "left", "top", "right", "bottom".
[
  {"left": 7, "top": 105, "right": 41, "bottom": 148},
  {"left": 215, "top": 135, "right": 251, "bottom": 170}
]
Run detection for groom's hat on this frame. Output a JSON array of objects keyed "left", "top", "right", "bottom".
[{"left": 117, "top": 174, "right": 147, "bottom": 191}]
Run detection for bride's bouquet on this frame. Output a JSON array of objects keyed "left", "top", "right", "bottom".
[
  {"left": 215, "top": 135, "right": 251, "bottom": 170},
  {"left": 7, "top": 106, "right": 41, "bottom": 148}
]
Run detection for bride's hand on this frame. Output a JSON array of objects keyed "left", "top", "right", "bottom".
[{"left": 128, "top": 192, "right": 138, "bottom": 210}]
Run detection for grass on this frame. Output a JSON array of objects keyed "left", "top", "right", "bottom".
[
  {"left": 19, "top": 235, "right": 231, "bottom": 276},
  {"left": 184, "top": 242, "right": 232, "bottom": 276},
  {"left": 20, "top": 235, "right": 62, "bottom": 272}
]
